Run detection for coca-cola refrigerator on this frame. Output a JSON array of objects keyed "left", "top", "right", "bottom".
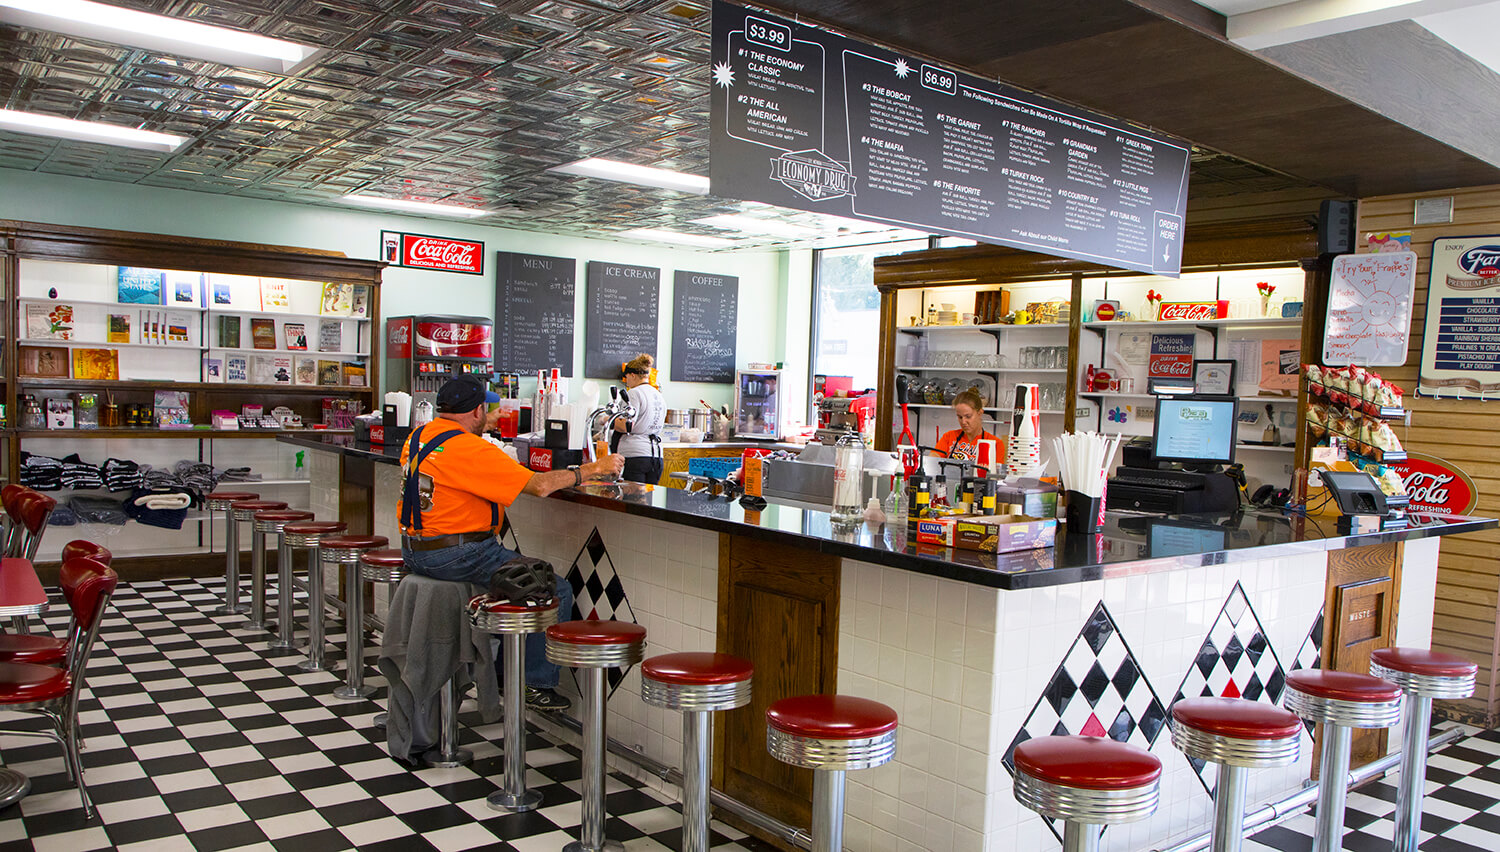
[{"left": 386, "top": 315, "right": 494, "bottom": 397}]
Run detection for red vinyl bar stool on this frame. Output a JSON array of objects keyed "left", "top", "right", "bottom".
[
  {"left": 644, "top": 653, "right": 752, "bottom": 852},
  {"left": 337, "top": 548, "right": 406, "bottom": 702},
  {"left": 205, "top": 491, "right": 258, "bottom": 615},
  {"left": 1370, "top": 647, "right": 1478, "bottom": 852},
  {"left": 546, "top": 619, "right": 648, "bottom": 852},
  {"left": 766, "top": 695, "right": 898, "bottom": 852},
  {"left": 279, "top": 522, "right": 350, "bottom": 668},
  {"left": 252, "top": 509, "right": 313, "bottom": 648},
  {"left": 1013, "top": 735, "right": 1162, "bottom": 852},
  {"left": 468, "top": 594, "right": 559, "bottom": 813},
  {"left": 1284, "top": 669, "right": 1403, "bottom": 852},
  {"left": 265, "top": 516, "right": 333, "bottom": 657},
  {"left": 230, "top": 500, "right": 287, "bottom": 630},
  {"left": 1171, "top": 698, "right": 1302, "bottom": 852}
]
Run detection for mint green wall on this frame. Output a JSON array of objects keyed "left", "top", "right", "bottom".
[{"left": 0, "top": 169, "right": 795, "bottom": 413}]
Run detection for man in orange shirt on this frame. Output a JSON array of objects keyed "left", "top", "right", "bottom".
[{"left": 400, "top": 376, "right": 623, "bottom": 710}]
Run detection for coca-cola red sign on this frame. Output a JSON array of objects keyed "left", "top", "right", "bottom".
[
  {"left": 1387, "top": 452, "right": 1478, "bottom": 516},
  {"left": 401, "top": 233, "right": 483, "bottom": 274},
  {"left": 1158, "top": 300, "right": 1229, "bottom": 321},
  {"left": 416, "top": 320, "right": 492, "bottom": 359}
]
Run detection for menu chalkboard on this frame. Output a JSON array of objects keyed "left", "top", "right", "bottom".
[
  {"left": 671, "top": 270, "right": 738, "bottom": 382},
  {"left": 709, "top": 1, "right": 1191, "bottom": 276},
  {"left": 494, "top": 252, "right": 576, "bottom": 375},
  {"left": 584, "top": 261, "right": 659, "bottom": 379}
]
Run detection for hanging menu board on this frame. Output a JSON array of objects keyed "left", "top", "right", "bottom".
[
  {"left": 709, "top": 1, "right": 1191, "bottom": 276},
  {"left": 494, "top": 252, "right": 576, "bottom": 375},
  {"left": 671, "top": 270, "right": 738, "bottom": 383},
  {"left": 1419, "top": 235, "right": 1500, "bottom": 396},
  {"left": 1322, "top": 251, "right": 1416, "bottom": 366},
  {"left": 584, "top": 261, "right": 659, "bottom": 379}
]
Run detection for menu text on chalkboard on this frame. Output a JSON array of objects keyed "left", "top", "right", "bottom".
[
  {"left": 709, "top": 1, "right": 1191, "bottom": 276},
  {"left": 672, "top": 271, "right": 738, "bottom": 383},
  {"left": 494, "top": 252, "right": 576, "bottom": 375},
  {"left": 584, "top": 261, "right": 660, "bottom": 379}
]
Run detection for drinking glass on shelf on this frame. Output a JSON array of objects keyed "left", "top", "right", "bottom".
[
  {"left": 1022, "top": 347, "right": 1036, "bottom": 369},
  {"left": 1054, "top": 347, "right": 1068, "bottom": 369}
]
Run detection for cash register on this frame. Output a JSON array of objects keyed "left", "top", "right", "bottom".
[{"left": 1108, "top": 396, "right": 1241, "bottom": 514}]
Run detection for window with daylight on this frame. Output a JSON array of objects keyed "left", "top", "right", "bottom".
[{"left": 810, "top": 239, "right": 929, "bottom": 395}]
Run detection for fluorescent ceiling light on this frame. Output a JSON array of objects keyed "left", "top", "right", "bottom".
[
  {"left": 621, "top": 228, "right": 736, "bottom": 249},
  {"left": 549, "top": 158, "right": 711, "bottom": 195},
  {"left": 0, "top": 0, "right": 322, "bottom": 74},
  {"left": 0, "top": 108, "right": 186, "bottom": 152},
  {"left": 693, "top": 214, "right": 819, "bottom": 239},
  {"left": 339, "top": 195, "right": 490, "bottom": 218}
]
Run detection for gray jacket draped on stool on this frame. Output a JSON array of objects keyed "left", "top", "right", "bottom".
[{"left": 378, "top": 574, "right": 501, "bottom": 761}]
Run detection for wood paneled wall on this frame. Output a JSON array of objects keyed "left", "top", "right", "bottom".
[{"left": 1357, "top": 185, "right": 1500, "bottom": 725}]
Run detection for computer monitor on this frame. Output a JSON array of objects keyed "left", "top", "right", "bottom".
[
  {"left": 1151, "top": 395, "right": 1239, "bottom": 466},
  {"left": 1148, "top": 519, "right": 1230, "bottom": 557}
]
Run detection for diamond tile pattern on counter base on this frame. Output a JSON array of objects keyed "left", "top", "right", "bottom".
[{"left": 0, "top": 578, "right": 767, "bottom": 852}]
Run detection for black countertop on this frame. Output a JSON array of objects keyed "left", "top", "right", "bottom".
[{"left": 282, "top": 434, "right": 1496, "bottom": 590}]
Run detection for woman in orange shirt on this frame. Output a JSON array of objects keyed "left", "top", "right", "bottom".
[{"left": 936, "top": 390, "right": 1002, "bottom": 465}]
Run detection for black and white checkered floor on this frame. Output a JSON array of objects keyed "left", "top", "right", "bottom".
[{"left": 0, "top": 577, "right": 1496, "bottom": 852}]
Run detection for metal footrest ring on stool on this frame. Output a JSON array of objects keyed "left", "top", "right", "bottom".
[{"left": 469, "top": 595, "right": 560, "bottom": 813}]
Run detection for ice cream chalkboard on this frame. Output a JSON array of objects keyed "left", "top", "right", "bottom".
[
  {"left": 584, "top": 261, "right": 659, "bottom": 379},
  {"left": 671, "top": 271, "right": 738, "bottom": 383},
  {"left": 495, "top": 252, "right": 576, "bottom": 375},
  {"left": 709, "top": 1, "right": 1191, "bottom": 276}
]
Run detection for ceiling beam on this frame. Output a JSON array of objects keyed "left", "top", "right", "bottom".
[{"left": 1227, "top": 0, "right": 1494, "bottom": 50}]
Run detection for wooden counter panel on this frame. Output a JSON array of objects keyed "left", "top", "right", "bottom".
[
  {"left": 713, "top": 533, "right": 840, "bottom": 849},
  {"left": 1314, "top": 541, "right": 1401, "bottom": 775}
]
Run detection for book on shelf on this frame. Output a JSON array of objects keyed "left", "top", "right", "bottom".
[
  {"left": 165, "top": 311, "right": 192, "bottom": 345},
  {"left": 251, "top": 355, "right": 292, "bottom": 385},
  {"left": 317, "top": 320, "right": 341, "bottom": 353},
  {"left": 250, "top": 318, "right": 276, "bottom": 350},
  {"left": 168, "top": 272, "right": 204, "bottom": 307},
  {"left": 117, "top": 267, "right": 164, "bottom": 305},
  {"left": 351, "top": 285, "right": 371, "bottom": 319},
  {"left": 107, "top": 313, "right": 132, "bottom": 343},
  {"left": 320, "top": 283, "right": 354, "bottom": 316},
  {"left": 46, "top": 397, "right": 74, "bottom": 430},
  {"left": 72, "top": 349, "right": 119, "bottom": 381},
  {"left": 284, "top": 322, "right": 308, "bottom": 351},
  {"left": 294, "top": 357, "right": 317, "bottom": 386},
  {"left": 211, "top": 276, "right": 233, "bottom": 306},
  {"left": 317, "top": 360, "right": 342, "bottom": 386},
  {"left": 342, "top": 361, "right": 367, "bottom": 388},
  {"left": 25, "top": 303, "right": 74, "bottom": 340},
  {"left": 154, "top": 390, "right": 192, "bottom": 428},
  {"left": 19, "top": 345, "right": 69, "bottom": 378},
  {"left": 259, "top": 279, "right": 291, "bottom": 312},
  {"left": 226, "top": 355, "right": 248, "bottom": 383},
  {"left": 204, "top": 357, "right": 225, "bottom": 383},
  {"left": 218, "top": 315, "right": 240, "bottom": 348},
  {"left": 139, "top": 309, "right": 166, "bottom": 345}
]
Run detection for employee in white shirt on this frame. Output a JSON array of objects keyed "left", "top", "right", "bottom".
[{"left": 613, "top": 353, "right": 666, "bottom": 484}]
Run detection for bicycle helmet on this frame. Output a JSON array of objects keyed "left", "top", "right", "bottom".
[{"left": 488, "top": 556, "right": 556, "bottom": 604}]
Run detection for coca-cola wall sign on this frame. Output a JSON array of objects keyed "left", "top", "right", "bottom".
[
  {"left": 379, "top": 230, "right": 484, "bottom": 275},
  {"left": 1387, "top": 452, "right": 1479, "bottom": 516}
]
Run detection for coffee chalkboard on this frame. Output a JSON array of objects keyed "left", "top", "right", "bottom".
[
  {"left": 584, "top": 261, "right": 659, "bottom": 379},
  {"left": 672, "top": 270, "right": 738, "bottom": 383},
  {"left": 495, "top": 252, "right": 576, "bottom": 375}
]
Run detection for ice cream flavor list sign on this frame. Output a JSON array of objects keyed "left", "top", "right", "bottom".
[
  {"left": 708, "top": 1, "right": 1191, "bottom": 276},
  {"left": 1419, "top": 235, "right": 1500, "bottom": 396}
]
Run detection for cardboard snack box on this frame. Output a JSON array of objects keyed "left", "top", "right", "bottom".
[{"left": 915, "top": 513, "right": 1057, "bottom": 553}]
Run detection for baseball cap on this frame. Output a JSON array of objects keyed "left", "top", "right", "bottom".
[{"left": 436, "top": 376, "right": 500, "bottom": 413}]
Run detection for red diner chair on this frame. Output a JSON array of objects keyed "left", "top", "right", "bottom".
[
  {"left": 0, "top": 543, "right": 113, "bottom": 666},
  {"left": 0, "top": 556, "right": 118, "bottom": 819},
  {"left": 13, "top": 491, "right": 56, "bottom": 562},
  {"left": 1, "top": 485, "right": 31, "bottom": 558}
]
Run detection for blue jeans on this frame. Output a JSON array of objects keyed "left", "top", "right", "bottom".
[{"left": 402, "top": 536, "right": 572, "bottom": 689}]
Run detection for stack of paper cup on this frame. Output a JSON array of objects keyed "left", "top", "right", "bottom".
[{"left": 1006, "top": 384, "right": 1043, "bottom": 476}]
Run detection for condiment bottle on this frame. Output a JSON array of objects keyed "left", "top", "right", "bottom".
[{"left": 908, "top": 474, "right": 930, "bottom": 530}]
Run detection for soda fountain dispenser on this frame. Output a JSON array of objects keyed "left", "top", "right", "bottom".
[{"left": 385, "top": 315, "right": 495, "bottom": 401}]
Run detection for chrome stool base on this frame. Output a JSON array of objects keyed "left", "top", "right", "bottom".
[
  {"left": 421, "top": 676, "right": 472, "bottom": 768},
  {"left": 295, "top": 657, "right": 326, "bottom": 672},
  {"left": 422, "top": 747, "right": 473, "bottom": 769},
  {"left": 213, "top": 603, "right": 251, "bottom": 616},
  {"left": 564, "top": 841, "right": 624, "bottom": 852},
  {"left": 334, "top": 683, "right": 376, "bottom": 701},
  {"left": 486, "top": 787, "right": 542, "bottom": 813}
]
